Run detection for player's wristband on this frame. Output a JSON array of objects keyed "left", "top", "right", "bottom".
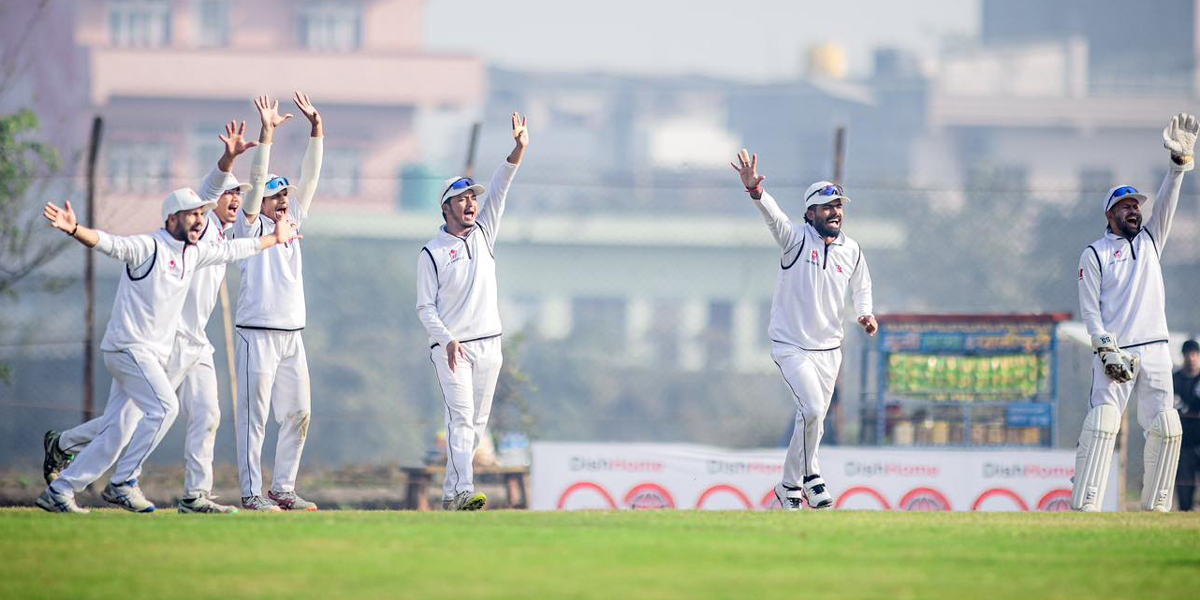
[
  {"left": 67, "top": 223, "right": 78, "bottom": 237},
  {"left": 746, "top": 185, "right": 763, "bottom": 196}
]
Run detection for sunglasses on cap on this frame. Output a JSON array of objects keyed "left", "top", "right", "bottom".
[
  {"left": 265, "top": 176, "right": 290, "bottom": 194},
  {"left": 1108, "top": 186, "right": 1139, "bottom": 203},
  {"left": 806, "top": 183, "right": 844, "bottom": 202},
  {"left": 442, "top": 177, "right": 475, "bottom": 199}
]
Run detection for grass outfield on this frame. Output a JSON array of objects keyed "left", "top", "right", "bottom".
[{"left": 2, "top": 509, "right": 1198, "bottom": 600}]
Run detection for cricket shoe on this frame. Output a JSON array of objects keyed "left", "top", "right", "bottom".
[
  {"left": 773, "top": 482, "right": 805, "bottom": 511},
  {"left": 35, "top": 486, "right": 89, "bottom": 514},
  {"left": 268, "top": 490, "right": 319, "bottom": 511},
  {"left": 241, "top": 495, "right": 282, "bottom": 512},
  {"left": 101, "top": 480, "right": 156, "bottom": 513},
  {"left": 802, "top": 475, "right": 834, "bottom": 509},
  {"left": 42, "top": 430, "right": 74, "bottom": 485},
  {"left": 444, "top": 491, "right": 487, "bottom": 511},
  {"left": 178, "top": 492, "right": 238, "bottom": 514}
]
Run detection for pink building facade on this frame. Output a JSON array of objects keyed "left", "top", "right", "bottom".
[{"left": 10, "top": 0, "right": 484, "bottom": 233}]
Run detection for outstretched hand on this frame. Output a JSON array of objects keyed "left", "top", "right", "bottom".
[
  {"left": 43, "top": 200, "right": 78, "bottom": 233},
  {"left": 219, "top": 120, "right": 259, "bottom": 158},
  {"left": 254, "top": 95, "right": 292, "bottom": 130},
  {"left": 1163, "top": 112, "right": 1199, "bottom": 161},
  {"left": 293, "top": 91, "right": 322, "bottom": 137},
  {"left": 512, "top": 112, "right": 528, "bottom": 147},
  {"left": 731, "top": 149, "right": 766, "bottom": 191}
]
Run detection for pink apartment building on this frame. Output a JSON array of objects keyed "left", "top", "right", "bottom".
[{"left": 9, "top": 0, "right": 484, "bottom": 233}]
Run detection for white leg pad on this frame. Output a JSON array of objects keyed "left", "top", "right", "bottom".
[
  {"left": 1072, "top": 404, "right": 1121, "bottom": 511},
  {"left": 1142, "top": 409, "right": 1183, "bottom": 512}
]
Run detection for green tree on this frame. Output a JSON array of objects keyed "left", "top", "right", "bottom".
[{"left": 0, "top": 110, "right": 67, "bottom": 383}]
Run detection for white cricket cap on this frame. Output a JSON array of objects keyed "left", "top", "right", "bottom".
[
  {"left": 803, "top": 180, "right": 852, "bottom": 208},
  {"left": 161, "top": 188, "right": 215, "bottom": 222},
  {"left": 263, "top": 173, "right": 297, "bottom": 198},
  {"left": 440, "top": 176, "right": 486, "bottom": 204},
  {"left": 218, "top": 172, "right": 251, "bottom": 194},
  {"left": 1103, "top": 185, "right": 1148, "bottom": 213}
]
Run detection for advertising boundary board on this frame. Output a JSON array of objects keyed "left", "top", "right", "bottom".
[{"left": 531, "top": 442, "right": 1119, "bottom": 511}]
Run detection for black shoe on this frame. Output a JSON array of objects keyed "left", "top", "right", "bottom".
[{"left": 42, "top": 431, "right": 74, "bottom": 485}]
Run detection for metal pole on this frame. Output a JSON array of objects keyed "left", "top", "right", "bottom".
[
  {"left": 832, "top": 125, "right": 846, "bottom": 185},
  {"left": 219, "top": 279, "right": 237, "bottom": 420},
  {"left": 82, "top": 115, "right": 103, "bottom": 422},
  {"left": 464, "top": 122, "right": 481, "bottom": 178}
]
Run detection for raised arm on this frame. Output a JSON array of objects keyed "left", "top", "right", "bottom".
[
  {"left": 732, "top": 149, "right": 799, "bottom": 249},
  {"left": 292, "top": 91, "right": 324, "bottom": 215},
  {"left": 199, "top": 120, "right": 259, "bottom": 203},
  {"left": 44, "top": 200, "right": 155, "bottom": 265},
  {"left": 242, "top": 95, "right": 292, "bottom": 223},
  {"left": 1145, "top": 113, "right": 1198, "bottom": 249},
  {"left": 475, "top": 112, "right": 527, "bottom": 241}
]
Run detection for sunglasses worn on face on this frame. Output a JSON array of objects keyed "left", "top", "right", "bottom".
[{"left": 806, "top": 184, "right": 844, "bottom": 202}]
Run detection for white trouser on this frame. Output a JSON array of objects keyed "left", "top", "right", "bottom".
[
  {"left": 234, "top": 328, "right": 311, "bottom": 498},
  {"left": 772, "top": 342, "right": 841, "bottom": 488},
  {"left": 166, "top": 336, "right": 221, "bottom": 498},
  {"left": 50, "top": 348, "right": 179, "bottom": 496},
  {"left": 56, "top": 335, "right": 222, "bottom": 498},
  {"left": 1089, "top": 342, "right": 1173, "bottom": 431},
  {"left": 430, "top": 336, "right": 503, "bottom": 500}
]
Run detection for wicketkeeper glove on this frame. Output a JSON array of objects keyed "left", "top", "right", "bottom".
[
  {"left": 1092, "top": 333, "right": 1140, "bottom": 384},
  {"left": 1163, "top": 113, "right": 1198, "bottom": 160}
]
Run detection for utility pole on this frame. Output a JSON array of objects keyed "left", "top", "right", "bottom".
[
  {"left": 832, "top": 125, "right": 847, "bottom": 185},
  {"left": 82, "top": 115, "right": 103, "bottom": 422}
]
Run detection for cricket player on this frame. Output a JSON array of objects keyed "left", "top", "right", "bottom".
[
  {"left": 731, "top": 149, "right": 876, "bottom": 511},
  {"left": 35, "top": 187, "right": 296, "bottom": 513},
  {"left": 231, "top": 93, "right": 323, "bottom": 512},
  {"left": 416, "top": 112, "right": 528, "bottom": 511},
  {"left": 42, "top": 122, "right": 259, "bottom": 514},
  {"left": 1072, "top": 113, "right": 1197, "bottom": 512}
]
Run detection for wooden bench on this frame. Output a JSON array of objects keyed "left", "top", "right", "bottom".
[{"left": 400, "top": 465, "right": 529, "bottom": 511}]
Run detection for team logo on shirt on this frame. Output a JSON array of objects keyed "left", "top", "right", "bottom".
[
  {"left": 836, "top": 264, "right": 844, "bottom": 274},
  {"left": 450, "top": 249, "right": 457, "bottom": 259},
  {"left": 169, "top": 259, "right": 177, "bottom": 270}
]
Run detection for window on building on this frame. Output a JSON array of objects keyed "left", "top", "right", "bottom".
[
  {"left": 704, "top": 300, "right": 733, "bottom": 370},
  {"left": 189, "top": 123, "right": 226, "bottom": 180},
  {"left": 109, "top": 0, "right": 172, "bottom": 48},
  {"left": 322, "top": 148, "right": 362, "bottom": 198},
  {"left": 571, "top": 297, "right": 627, "bottom": 353},
  {"left": 107, "top": 142, "right": 171, "bottom": 194},
  {"left": 298, "top": 1, "right": 362, "bottom": 51},
  {"left": 196, "top": 0, "right": 231, "bottom": 47}
]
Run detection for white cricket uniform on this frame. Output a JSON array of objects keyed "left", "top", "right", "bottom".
[
  {"left": 50, "top": 229, "right": 261, "bottom": 497},
  {"left": 417, "top": 161, "right": 518, "bottom": 501},
  {"left": 753, "top": 191, "right": 872, "bottom": 488},
  {"left": 1079, "top": 159, "right": 1193, "bottom": 430},
  {"left": 231, "top": 139, "right": 321, "bottom": 498},
  {"left": 56, "top": 168, "right": 240, "bottom": 497}
]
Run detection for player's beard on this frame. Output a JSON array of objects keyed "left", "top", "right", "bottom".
[
  {"left": 812, "top": 217, "right": 841, "bottom": 239},
  {"left": 1113, "top": 215, "right": 1141, "bottom": 238}
]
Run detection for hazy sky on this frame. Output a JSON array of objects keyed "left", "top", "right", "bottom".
[{"left": 424, "top": 0, "right": 980, "bottom": 81}]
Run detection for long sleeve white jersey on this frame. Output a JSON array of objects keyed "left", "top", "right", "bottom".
[
  {"left": 176, "top": 212, "right": 233, "bottom": 348},
  {"left": 416, "top": 161, "right": 519, "bottom": 348},
  {"left": 97, "top": 228, "right": 261, "bottom": 362},
  {"left": 1078, "top": 158, "right": 1193, "bottom": 348},
  {"left": 231, "top": 138, "right": 322, "bottom": 330},
  {"left": 754, "top": 191, "right": 873, "bottom": 351},
  {"left": 176, "top": 167, "right": 237, "bottom": 348}
]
